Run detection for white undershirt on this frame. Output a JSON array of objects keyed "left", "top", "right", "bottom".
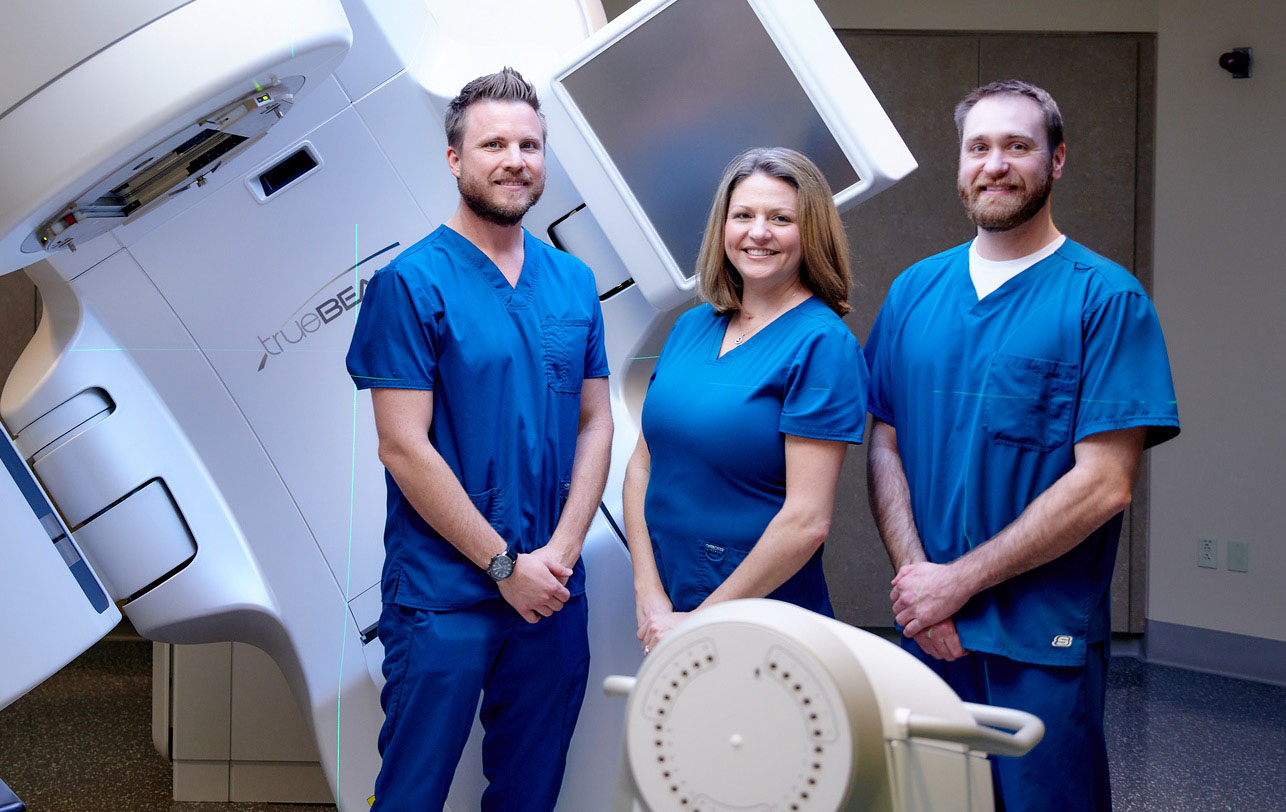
[{"left": 969, "top": 234, "right": 1066, "bottom": 300}]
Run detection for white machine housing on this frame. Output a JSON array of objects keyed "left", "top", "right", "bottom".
[
  {"left": 608, "top": 600, "right": 1044, "bottom": 811},
  {"left": 0, "top": 1, "right": 923, "bottom": 810}
]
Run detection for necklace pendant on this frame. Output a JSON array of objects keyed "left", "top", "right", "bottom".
[{"left": 734, "top": 335, "right": 745, "bottom": 344}]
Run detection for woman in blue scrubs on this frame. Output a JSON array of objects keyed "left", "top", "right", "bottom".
[{"left": 623, "top": 147, "right": 868, "bottom": 653}]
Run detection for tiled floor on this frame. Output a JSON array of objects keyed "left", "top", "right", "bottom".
[
  {"left": 1106, "top": 657, "right": 1286, "bottom": 811},
  {"left": 2, "top": 640, "right": 1284, "bottom": 810}
]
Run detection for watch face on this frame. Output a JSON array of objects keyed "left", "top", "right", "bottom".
[{"left": 489, "top": 552, "right": 515, "bottom": 581}]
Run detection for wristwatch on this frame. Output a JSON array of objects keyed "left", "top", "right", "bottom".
[{"left": 486, "top": 546, "right": 518, "bottom": 582}]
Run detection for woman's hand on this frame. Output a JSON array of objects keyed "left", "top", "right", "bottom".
[
  {"left": 635, "top": 588, "right": 674, "bottom": 636},
  {"left": 639, "top": 610, "right": 690, "bottom": 652}
]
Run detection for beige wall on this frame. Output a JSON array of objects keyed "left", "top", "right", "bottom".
[
  {"left": 826, "top": 1, "right": 1284, "bottom": 643},
  {"left": 828, "top": 0, "right": 1284, "bottom": 643},
  {"left": 816, "top": 0, "right": 1156, "bottom": 33},
  {"left": 1149, "top": 1, "right": 1286, "bottom": 642},
  {"left": 605, "top": 0, "right": 1160, "bottom": 32},
  {"left": 605, "top": 0, "right": 1284, "bottom": 645}
]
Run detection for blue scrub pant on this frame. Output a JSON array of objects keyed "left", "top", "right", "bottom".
[
  {"left": 904, "top": 639, "right": 1110, "bottom": 812},
  {"left": 373, "top": 596, "right": 590, "bottom": 812}
]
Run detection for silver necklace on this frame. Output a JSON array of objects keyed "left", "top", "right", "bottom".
[{"left": 732, "top": 294, "right": 804, "bottom": 345}]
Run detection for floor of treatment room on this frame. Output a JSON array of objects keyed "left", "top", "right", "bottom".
[{"left": 1, "top": 633, "right": 1283, "bottom": 811}]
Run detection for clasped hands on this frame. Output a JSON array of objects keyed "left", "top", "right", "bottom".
[
  {"left": 890, "top": 561, "right": 972, "bottom": 662},
  {"left": 498, "top": 546, "right": 573, "bottom": 624}
]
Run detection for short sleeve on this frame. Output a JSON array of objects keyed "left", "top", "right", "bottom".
[
  {"left": 780, "top": 326, "right": 869, "bottom": 443},
  {"left": 583, "top": 290, "right": 610, "bottom": 379},
  {"left": 345, "top": 267, "right": 441, "bottom": 391},
  {"left": 863, "top": 297, "right": 897, "bottom": 426},
  {"left": 1075, "top": 291, "right": 1180, "bottom": 448}
]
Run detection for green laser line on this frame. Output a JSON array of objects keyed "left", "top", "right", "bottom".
[
  {"left": 936, "top": 389, "right": 1172, "bottom": 407},
  {"left": 336, "top": 223, "right": 360, "bottom": 801}
]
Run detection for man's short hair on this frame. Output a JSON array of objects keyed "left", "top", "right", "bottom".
[
  {"left": 954, "top": 80, "right": 1064, "bottom": 150},
  {"left": 444, "top": 67, "right": 547, "bottom": 151}
]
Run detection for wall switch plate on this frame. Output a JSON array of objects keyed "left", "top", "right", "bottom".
[
  {"left": 1227, "top": 540, "right": 1249, "bottom": 573},
  {"left": 1198, "top": 538, "right": 1218, "bottom": 569}
]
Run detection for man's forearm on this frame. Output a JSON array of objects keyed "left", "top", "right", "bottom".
[
  {"left": 545, "top": 380, "right": 613, "bottom": 565},
  {"left": 866, "top": 421, "right": 928, "bottom": 569},
  {"left": 381, "top": 439, "right": 507, "bottom": 569},
  {"left": 891, "top": 428, "right": 1146, "bottom": 637},
  {"left": 544, "top": 422, "right": 612, "bottom": 563},
  {"left": 949, "top": 431, "right": 1142, "bottom": 596},
  {"left": 373, "top": 388, "right": 508, "bottom": 570}
]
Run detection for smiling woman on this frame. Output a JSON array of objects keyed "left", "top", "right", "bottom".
[
  {"left": 622, "top": 147, "right": 868, "bottom": 654},
  {"left": 697, "top": 147, "right": 853, "bottom": 319},
  {"left": 721, "top": 173, "right": 803, "bottom": 303}
]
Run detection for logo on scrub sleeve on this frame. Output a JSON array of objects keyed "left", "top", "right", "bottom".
[
  {"left": 253, "top": 242, "right": 398, "bottom": 371},
  {"left": 1051, "top": 635, "right": 1074, "bottom": 648}
]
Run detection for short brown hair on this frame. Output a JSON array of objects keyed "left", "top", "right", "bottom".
[
  {"left": 444, "top": 67, "right": 546, "bottom": 151},
  {"left": 697, "top": 147, "right": 852, "bottom": 316},
  {"left": 954, "top": 79, "right": 1063, "bottom": 150}
]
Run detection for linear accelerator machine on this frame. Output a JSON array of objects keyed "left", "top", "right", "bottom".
[{"left": 0, "top": 1, "right": 1042, "bottom": 809}]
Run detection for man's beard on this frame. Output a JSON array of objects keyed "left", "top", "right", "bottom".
[
  {"left": 959, "top": 165, "right": 1053, "bottom": 232},
  {"left": 457, "top": 171, "right": 544, "bottom": 227}
]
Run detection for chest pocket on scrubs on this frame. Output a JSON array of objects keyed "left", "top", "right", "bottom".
[
  {"left": 541, "top": 317, "right": 589, "bottom": 394},
  {"left": 983, "top": 352, "right": 1077, "bottom": 452}
]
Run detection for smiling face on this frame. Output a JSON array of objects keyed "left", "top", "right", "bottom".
[
  {"left": 447, "top": 99, "right": 546, "bottom": 227},
  {"left": 722, "top": 172, "right": 803, "bottom": 292},
  {"left": 957, "top": 93, "right": 1065, "bottom": 232}
]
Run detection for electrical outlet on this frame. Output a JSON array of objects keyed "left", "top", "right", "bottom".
[
  {"left": 1227, "top": 540, "right": 1249, "bottom": 573},
  {"left": 1198, "top": 538, "right": 1217, "bottom": 569}
]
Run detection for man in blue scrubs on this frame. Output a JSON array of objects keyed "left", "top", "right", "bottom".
[
  {"left": 346, "top": 69, "right": 612, "bottom": 811},
  {"left": 864, "top": 80, "right": 1178, "bottom": 811}
]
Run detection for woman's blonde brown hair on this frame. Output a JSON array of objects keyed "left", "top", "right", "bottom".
[{"left": 696, "top": 147, "right": 852, "bottom": 316}]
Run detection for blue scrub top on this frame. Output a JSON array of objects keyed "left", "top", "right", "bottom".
[
  {"left": 642, "top": 298, "right": 867, "bottom": 615},
  {"left": 346, "top": 225, "right": 609, "bottom": 610},
  {"left": 865, "top": 239, "right": 1179, "bottom": 665}
]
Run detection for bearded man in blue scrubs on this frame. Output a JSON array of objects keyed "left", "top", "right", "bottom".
[
  {"left": 346, "top": 68, "right": 612, "bottom": 811},
  {"left": 864, "top": 80, "right": 1178, "bottom": 812}
]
